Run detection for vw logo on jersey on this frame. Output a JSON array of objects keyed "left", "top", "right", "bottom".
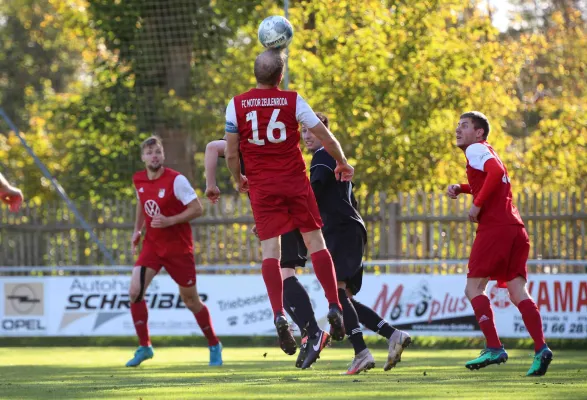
[{"left": 144, "top": 200, "right": 160, "bottom": 217}]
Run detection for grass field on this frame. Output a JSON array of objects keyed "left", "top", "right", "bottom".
[{"left": 0, "top": 346, "right": 585, "bottom": 399}]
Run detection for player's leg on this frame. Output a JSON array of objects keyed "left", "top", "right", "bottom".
[
  {"left": 300, "top": 229, "right": 345, "bottom": 341},
  {"left": 348, "top": 276, "right": 411, "bottom": 372},
  {"left": 464, "top": 277, "right": 508, "bottom": 369},
  {"left": 335, "top": 281, "right": 375, "bottom": 375},
  {"left": 281, "top": 230, "right": 315, "bottom": 335},
  {"left": 464, "top": 227, "right": 509, "bottom": 370},
  {"left": 261, "top": 236, "right": 297, "bottom": 355},
  {"left": 350, "top": 293, "right": 409, "bottom": 371},
  {"left": 126, "top": 262, "right": 159, "bottom": 367},
  {"left": 168, "top": 254, "right": 222, "bottom": 366},
  {"left": 249, "top": 189, "right": 297, "bottom": 355},
  {"left": 506, "top": 227, "right": 552, "bottom": 376},
  {"left": 282, "top": 266, "right": 329, "bottom": 368},
  {"left": 177, "top": 284, "right": 223, "bottom": 366}
]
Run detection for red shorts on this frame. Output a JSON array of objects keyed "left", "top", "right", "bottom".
[
  {"left": 249, "top": 179, "right": 323, "bottom": 241},
  {"left": 468, "top": 224, "right": 529, "bottom": 285},
  {"left": 135, "top": 247, "right": 196, "bottom": 287}
]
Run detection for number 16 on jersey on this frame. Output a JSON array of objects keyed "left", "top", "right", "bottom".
[{"left": 247, "top": 109, "right": 287, "bottom": 146}]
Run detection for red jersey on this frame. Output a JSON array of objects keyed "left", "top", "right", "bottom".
[
  {"left": 465, "top": 141, "right": 524, "bottom": 227},
  {"left": 133, "top": 168, "right": 198, "bottom": 256},
  {"left": 225, "top": 88, "right": 320, "bottom": 189}
]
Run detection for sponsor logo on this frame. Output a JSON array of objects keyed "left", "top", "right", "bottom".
[
  {"left": 4, "top": 283, "right": 44, "bottom": 316},
  {"left": 144, "top": 200, "right": 160, "bottom": 217},
  {"left": 2, "top": 283, "right": 46, "bottom": 331},
  {"left": 59, "top": 278, "right": 207, "bottom": 332},
  {"left": 489, "top": 283, "right": 512, "bottom": 309},
  {"left": 372, "top": 281, "right": 469, "bottom": 324},
  {"left": 313, "top": 331, "right": 323, "bottom": 351}
]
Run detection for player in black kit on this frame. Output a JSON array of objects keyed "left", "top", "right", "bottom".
[{"left": 302, "top": 113, "right": 411, "bottom": 374}]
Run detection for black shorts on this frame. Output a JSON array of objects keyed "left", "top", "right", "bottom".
[
  {"left": 324, "top": 222, "right": 366, "bottom": 295},
  {"left": 281, "top": 229, "right": 307, "bottom": 268}
]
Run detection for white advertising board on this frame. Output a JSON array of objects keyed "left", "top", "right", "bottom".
[{"left": 1, "top": 274, "right": 585, "bottom": 338}]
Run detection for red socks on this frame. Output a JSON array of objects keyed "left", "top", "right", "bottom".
[
  {"left": 311, "top": 249, "right": 342, "bottom": 310},
  {"left": 470, "top": 295, "right": 502, "bottom": 348},
  {"left": 517, "top": 299, "right": 546, "bottom": 352},
  {"left": 130, "top": 300, "right": 151, "bottom": 347},
  {"left": 195, "top": 304, "right": 220, "bottom": 346},
  {"left": 262, "top": 258, "right": 284, "bottom": 317}
]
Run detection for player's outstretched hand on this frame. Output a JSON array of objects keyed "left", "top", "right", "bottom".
[
  {"left": 468, "top": 204, "right": 481, "bottom": 223},
  {"left": 151, "top": 214, "right": 173, "bottom": 228},
  {"left": 131, "top": 231, "right": 141, "bottom": 255},
  {"left": 335, "top": 161, "right": 354, "bottom": 182},
  {"left": 238, "top": 174, "right": 249, "bottom": 193},
  {"left": 446, "top": 184, "right": 462, "bottom": 199},
  {"left": 205, "top": 186, "right": 221, "bottom": 204},
  {"left": 1, "top": 189, "right": 23, "bottom": 213}
]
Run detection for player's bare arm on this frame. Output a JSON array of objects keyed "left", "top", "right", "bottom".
[
  {"left": 307, "top": 122, "right": 354, "bottom": 182},
  {"left": 0, "top": 172, "right": 24, "bottom": 213},
  {"left": 205, "top": 140, "right": 226, "bottom": 203},
  {"left": 131, "top": 201, "right": 146, "bottom": 254},
  {"left": 151, "top": 198, "right": 203, "bottom": 228},
  {"left": 225, "top": 132, "right": 248, "bottom": 193}
]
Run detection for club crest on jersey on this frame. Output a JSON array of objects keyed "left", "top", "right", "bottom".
[{"left": 158, "top": 189, "right": 165, "bottom": 198}]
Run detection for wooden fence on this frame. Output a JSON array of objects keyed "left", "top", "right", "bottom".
[{"left": 0, "top": 191, "right": 585, "bottom": 267}]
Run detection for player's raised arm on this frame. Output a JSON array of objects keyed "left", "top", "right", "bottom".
[
  {"left": 0, "top": 172, "right": 23, "bottom": 213},
  {"left": 204, "top": 139, "right": 226, "bottom": 203},
  {"left": 296, "top": 95, "right": 354, "bottom": 182},
  {"left": 224, "top": 98, "right": 248, "bottom": 192}
]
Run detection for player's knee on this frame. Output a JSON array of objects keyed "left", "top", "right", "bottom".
[
  {"left": 129, "top": 288, "right": 143, "bottom": 303},
  {"left": 337, "top": 281, "right": 346, "bottom": 290},
  {"left": 464, "top": 286, "right": 478, "bottom": 301},
  {"left": 507, "top": 286, "right": 529, "bottom": 306},
  {"left": 345, "top": 288, "right": 354, "bottom": 299},
  {"left": 182, "top": 294, "right": 203, "bottom": 313}
]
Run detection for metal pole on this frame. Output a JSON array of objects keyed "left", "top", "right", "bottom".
[
  {"left": 284, "top": 0, "right": 290, "bottom": 90},
  {"left": 0, "top": 108, "right": 117, "bottom": 265}
]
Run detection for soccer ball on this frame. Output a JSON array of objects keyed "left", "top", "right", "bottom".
[{"left": 258, "top": 16, "right": 294, "bottom": 49}]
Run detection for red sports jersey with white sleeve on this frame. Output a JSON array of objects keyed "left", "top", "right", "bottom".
[
  {"left": 465, "top": 141, "right": 524, "bottom": 227},
  {"left": 225, "top": 88, "right": 320, "bottom": 188},
  {"left": 133, "top": 168, "right": 197, "bottom": 256}
]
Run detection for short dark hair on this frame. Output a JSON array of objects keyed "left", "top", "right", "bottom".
[
  {"left": 315, "top": 112, "right": 329, "bottom": 128},
  {"left": 460, "top": 111, "right": 490, "bottom": 139},
  {"left": 141, "top": 135, "right": 163, "bottom": 152},
  {"left": 254, "top": 49, "right": 286, "bottom": 86}
]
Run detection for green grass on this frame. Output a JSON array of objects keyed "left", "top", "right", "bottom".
[{"left": 0, "top": 346, "right": 584, "bottom": 399}]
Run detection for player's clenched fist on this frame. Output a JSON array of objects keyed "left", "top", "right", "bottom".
[
  {"left": 446, "top": 184, "right": 462, "bottom": 199},
  {"left": 238, "top": 174, "right": 249, "bottom": 193},
  {"left": 335, "top": 161, "right": 354, "bottom": 182},
  {"left": 1, "top": 189, "right": 23, "bottom": 213},
  {"left": 205, "top": 186, "right": 221, "bottom": 204},
  {"left": 151, "top": 214, "right": 173, "bottom": 228}
]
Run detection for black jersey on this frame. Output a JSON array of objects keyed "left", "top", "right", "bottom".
[{"left": 309, "top": 148, "right": 366, "bottom": 235}]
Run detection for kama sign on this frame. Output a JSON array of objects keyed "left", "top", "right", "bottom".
[{"left": 0, "top": 274, "right": 585, "bottom": 338}]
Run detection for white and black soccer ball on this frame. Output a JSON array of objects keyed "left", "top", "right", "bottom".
[{"left": 258, "top": 15, "right": 294, "bottom": 49}]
